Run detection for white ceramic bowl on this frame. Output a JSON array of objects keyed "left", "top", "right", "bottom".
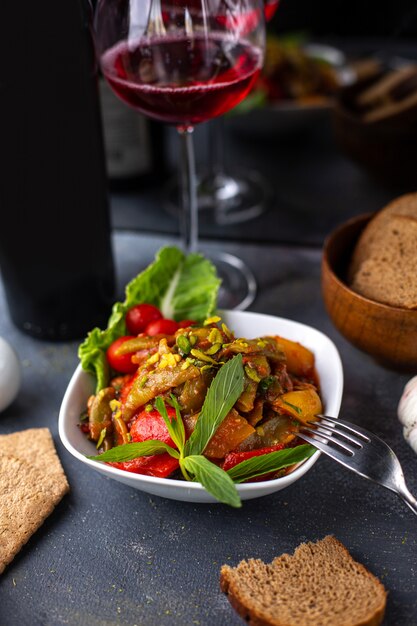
[{"left": 59, "top": 310, "right": 344, "bottom": 504}]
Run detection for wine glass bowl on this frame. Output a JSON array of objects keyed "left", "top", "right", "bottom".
[
  {"left": 95, "top": 0, "right": 266, "bottom": 310},
  {"left": 100, "top": 30, "right": 262, "bottom": 127}
]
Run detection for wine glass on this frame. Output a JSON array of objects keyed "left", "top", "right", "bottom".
[
  {"left": 164, "top": 0, "right": 278, "bottom": 226},
  {"left": 94, "top": 0, "right": 266, "bottom": 310}
]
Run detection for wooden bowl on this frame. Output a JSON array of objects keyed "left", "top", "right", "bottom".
[
  {"left": 331, "top": 78, "right": 417, "bottom": 189},
  {"left": 321, "top": 213, "right": 417, "bottom": 372}
]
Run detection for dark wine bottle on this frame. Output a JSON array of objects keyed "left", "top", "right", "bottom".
[
  {"left": 99, "top": 77, "right": 167, "bottom": 191},
  {"left": 0, "top": 0, "right": 116, "bottom": 340}
]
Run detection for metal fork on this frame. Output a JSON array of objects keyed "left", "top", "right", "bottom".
[{"left": 298, "top": 414, "right": 417, "bottom": 516}]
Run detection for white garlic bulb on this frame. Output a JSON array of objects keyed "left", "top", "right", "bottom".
[
  {"left": 398, "top": 375, "right": 417, "bottom": 454},
  {"left": 0, "top": 337, "right": 21, "bottom": 413}
]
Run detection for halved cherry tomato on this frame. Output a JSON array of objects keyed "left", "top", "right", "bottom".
[
  {"left": 125, "top": 303, "right": 163, "bottom": 335},
  {"left": 145, "top": 318, "right": 179, "bottom": 336},
  {"left": 106, "top": 336, "right": 138, "bottom": 374},
  {"left": 130, "top": 408, "right": 177, "bottom": 447},
  {"left": 178, "top": 319, "right": 196, "bottom": 328}
]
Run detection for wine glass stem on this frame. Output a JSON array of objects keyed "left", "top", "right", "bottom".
[
  {"left": 177, "top": 125, "right": 198, "bottom": 254},
  {"left": 208, "top": 117, "right": 225, "bottom": 179}
]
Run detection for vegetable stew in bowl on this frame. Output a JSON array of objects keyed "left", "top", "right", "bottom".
[{"left": 59, "top": 310, "right": 343, "bottom": 506}]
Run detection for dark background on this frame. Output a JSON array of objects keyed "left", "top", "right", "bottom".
[{"left": 270, "top": 0, "right": 417, "bottom": 38}]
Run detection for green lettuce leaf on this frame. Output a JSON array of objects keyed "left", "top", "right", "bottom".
[{"left": 78, "top": 246, "right": 220, "bottom": 392}]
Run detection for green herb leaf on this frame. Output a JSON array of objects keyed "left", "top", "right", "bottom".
[
  {"left": 184, "top": 354, "right": 244, "bottom": 456},
  {"left": 181, "top": 455, "right": 241, "bottom": 508},
  {"left": 283, "top": 400, "right": 302, "bottom": 415},
  {"left": 226, "top": 444, "right": 315, "bottom": 483},
  {"left": 87, "top": 440, "right": 180, "bottom": 463},
  {"left": 259, "top": 375, "right": 275, "bottom": 393},
  {"left": 155, "top": 396, "right": 185, "bottom": 454}
]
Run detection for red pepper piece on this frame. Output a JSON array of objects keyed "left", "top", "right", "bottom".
[
  {"left": 130, "top": 407, "right": 177, "bottom": 448},
  {"left": 221, "top": 443, "right": 285, "bottom": 482},
  {"left": 108, "top": 407, "right": 180, "bottom": 477},
  {"left": 177, "top": 319, "right": 196, "bottom": 328},
  {"left": 108, "top": 454, "right": 179, "bottom": 478},
  {"left": 116, "top": 374, "right": 135, "bottom": 405}
]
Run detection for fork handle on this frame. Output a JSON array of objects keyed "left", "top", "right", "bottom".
[{"left": 398, "top": 485, "right": 417, "bottom": 516}]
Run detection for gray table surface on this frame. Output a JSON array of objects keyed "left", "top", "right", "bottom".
[
  {"left": 2, "top": 34, "right": 417, "bottom": 626},
  {"left": 0, "top": 230, "right": 416, "bottom": 626}
]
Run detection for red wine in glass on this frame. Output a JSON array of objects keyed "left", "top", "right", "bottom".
[{"left": 101, "top": 34, "right": 262, "bottom": 126}]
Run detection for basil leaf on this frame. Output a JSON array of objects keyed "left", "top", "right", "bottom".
[
  {"left": 184, "top": 354, "right": 244, "bottom": 457},
  {"left": 226, "top": 444, "right": 315, "bottom": 483},
  {"left": 154, "top": 396, "right": 184, "bottom": 454},
  {"left": 87, "top": 440, "right": 180, "bottom": 462},
  {"left": 182, "top": 455, "right": 241, "bottom": 508}
]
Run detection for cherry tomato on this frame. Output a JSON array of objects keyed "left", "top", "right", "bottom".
[
  {"left": 178, "top": 319, "right": 196, "bottom": 328},
  {"left": 130, "top": 408, "right": 177, "bottom": 447},
  {"left": 106, "top": 336, "right": 138, "bottom": 374},
  {"left": 145, "top": 318, "right": 179, "bottom": 336},
  {"left": 125, "top": 303, "right": 163, "bottom": 335}
]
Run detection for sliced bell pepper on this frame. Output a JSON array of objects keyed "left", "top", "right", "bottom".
[
  {"left": 130, "top": 407, "right": 177, "bottom": 447},
  {"left": 108, "top": 454, "right": 179, "bottom": 478},
  {"left": 107, "top": 406, "right": 180, "bottom": 477},
  {"left": 221, "top": 443, "right": 285, "bottom": 482}
]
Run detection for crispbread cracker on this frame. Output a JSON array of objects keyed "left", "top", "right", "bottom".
[
  {"left": 0, "top": 453, "right": 67, "bottom": 575},
  {"left": 0, "top": 428, "right": 69, "bottom": 499}
]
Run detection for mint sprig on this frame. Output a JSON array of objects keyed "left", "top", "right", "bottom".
[
  {"left": 155, "top": 395, "right": 185, "bottom": 453},
  {"left": 88, "top": 440, "right": 180, "bottom": 462},
  {"left": 226, "top": 445, "right": 315, "bottom": 483},
  {"left": 182, "top": 455, "right": 241, "bottom": 508},
  {"left": 184, "top": 354, "right": 244, "bottom": 457}
]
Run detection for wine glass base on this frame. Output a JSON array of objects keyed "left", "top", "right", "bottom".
[
  {"left": 208, "top": 251, "right": 257, "bottom": 311},
  {"left": 211, "top": 169, "right": 272, "bottom": 225},
  {"left": 163, "top": 168, "right": 272, "bottom": 225}
]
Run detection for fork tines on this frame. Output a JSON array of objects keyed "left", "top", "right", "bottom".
[{"left": 300, "top": 414, "right": 370, "bottom": 457}]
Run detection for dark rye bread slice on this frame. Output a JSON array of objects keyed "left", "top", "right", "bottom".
[
  {"left": 349, "top": 214, "right": 417, "bottom": 309},
  {"left": 348, "top": 192, "right": 417, "bottom": 282},
  {"left": 220, "top": 536, "right": 387, "bottom": 626}
]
